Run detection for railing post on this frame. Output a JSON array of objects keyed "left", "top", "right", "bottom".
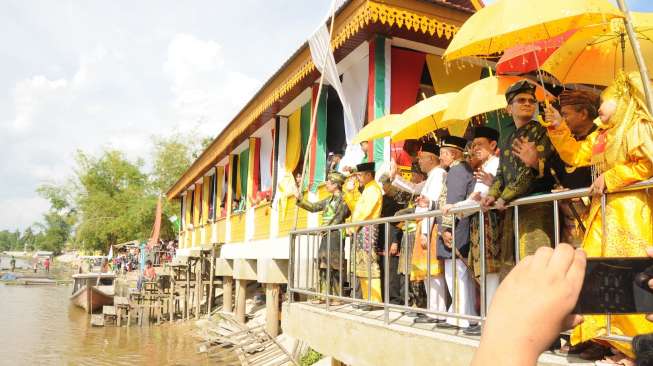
[
  {"left": 404, "top": 220, "right": 409, "bottom": 308},
  {"left": 601, "top": 193, "right": 611, "bottom": 337},
  {"left": 513, "top": 206, "right": 520, "bottom": 263},
  {"left": 367, "top": 225, "right": 372, "bottom": 304},
  {"left": 384, "top": 222, "right": 390, "bottom": 324},
  {"left": 553, "top": 200, "right": 560, "bottom": 247},
  {"left": 326, "top": 229, "right": 331, "bottom": 310},
  {"left": 426, "top": 215, "right": 431, "bottom": 315},
  {"left": 452, "top": 213, "right": 458, "bottom": 325},
  {"left": 288, "top": 233, "right": 294, "bottom": 304},
  {"left": 352, "top": 231, "right": 358, "bottom": 303},
  {"left": 479, "top": 210, "right": 486, "bottom": 321}
]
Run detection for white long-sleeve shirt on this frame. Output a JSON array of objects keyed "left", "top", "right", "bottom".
[
  {"left": 418, "top": 167, "right": 446, "bottom": 235},
  {"left": 454, "top": 155, "right": 500, "bottom": 211},
  {"left": 391, "top": 175, "right": 425, "bottom": 196}
]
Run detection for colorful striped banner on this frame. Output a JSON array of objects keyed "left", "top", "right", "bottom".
[
  {"left": 247, "top": 137, "right": 261, "bottom": 205},
  {"left": 238, "top": 148, "right": 249, "bottom": 202},
  {"left": 306, "top": 84, "right": 327, "bottom": 192},
  {"left": 367, "top": 35, "right": 391, "bottom": 169}
]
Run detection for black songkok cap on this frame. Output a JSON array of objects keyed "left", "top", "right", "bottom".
[
  {"left": 505, "top": 80, "right": 536, "bottom": 103},
  {"left": 441, "top": 136, "right": 468, "bottom": 151},
  {"left": 355, "top": 162, "right": 376, "bottom": 173},
  {"left": 473, "top": 126, "right": 499, "bottom": 142},
  {"left": 420, "top": 142, "right": 440, "bottom": 156}
]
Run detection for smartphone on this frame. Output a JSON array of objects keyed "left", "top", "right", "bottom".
[{"left": 573, "top": 257, "right": 653, "bottom": 315}]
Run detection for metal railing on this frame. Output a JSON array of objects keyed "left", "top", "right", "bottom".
[{"left": 288, "top": 178, "right": 653, "bottom": 344}]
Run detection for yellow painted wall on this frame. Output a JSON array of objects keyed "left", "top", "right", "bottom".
[
  {"left": 230, "top": 212, "right": 246, "bottom": 243},
  {"left": 216, "top": 218, "right": 226, "bottom": 243},
  {"left": 253, "top": 204, "right": 272, "bottom": 240}
]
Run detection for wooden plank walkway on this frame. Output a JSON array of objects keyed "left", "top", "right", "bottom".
[{"left": 195, "top": 313, "right": 298, "bottom": 366}]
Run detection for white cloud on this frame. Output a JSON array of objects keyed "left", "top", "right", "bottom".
[
  {"left": 10, "top": 76, "right": 68, "bottom": 132},
  {"left": 0, "top": 197, "right": 50, "bottom": 230},
  {"left": 163, "top": 33, "right": 260, "bottom": 137}
]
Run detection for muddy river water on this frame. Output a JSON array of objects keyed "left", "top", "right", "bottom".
[{"left": 0, "top": 256, "right": 209, "bottom": 365}]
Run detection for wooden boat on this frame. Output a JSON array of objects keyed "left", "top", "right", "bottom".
[{"left": 70, "top": 273, "right": 116, "bottom": 313}]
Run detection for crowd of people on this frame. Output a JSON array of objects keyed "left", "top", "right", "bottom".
[{"left": 295, "top": 72, "right": 653, "bottom": 365}]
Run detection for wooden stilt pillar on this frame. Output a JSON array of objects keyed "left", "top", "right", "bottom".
[
  {"left": 185, "top": 260, "right": 191, "bottom": 320},
  {"left": 235, "top": 279, "right": 248, "bottom": 323},
  {"left": 195, "top": 257, "right": 202, "bottom": 319},
  {"left": 223, "top": 276, "right": 233, "bottom": 313},
  {"left": 169, "top": 268, "right": 175, "bottom": 323},
  {"left": 265, "top": 283, "right": 280, "bottom": 337},
  {"left": 208, "top": 247, "right": 215, "bottom": 315}
]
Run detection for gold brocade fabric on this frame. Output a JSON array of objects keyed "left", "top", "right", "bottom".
[
  {"left": 547, "top": 72, "right": 653, "bottom": 358},
  {"left": 409, "top": 219, "right": 443, "bottom": 281}
]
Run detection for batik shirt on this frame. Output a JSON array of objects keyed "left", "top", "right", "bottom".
[
  {"left": 488, "top": 119, "right": 555, "bottom": 202},
  {"left": 296, "top": 191, "right": 349, "bottom": 226}
]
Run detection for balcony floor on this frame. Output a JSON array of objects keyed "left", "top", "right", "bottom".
[{"left": 282, "top": 301, "right": 593, "bottom": 366}]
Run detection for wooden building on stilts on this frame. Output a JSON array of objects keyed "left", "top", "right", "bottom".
[{"left": 166, "top": 0, "right": 492, "bottom": 362}]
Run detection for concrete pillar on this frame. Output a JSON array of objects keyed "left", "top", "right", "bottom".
[
  {"left": 265, "top": 283, "right": 280, "bottom": 337},
  {"left": 223, "top": 276, "right": 233, "bottom": 313},
  {"left": 235, "top": 279, "right": 248, "bottom": 323}
]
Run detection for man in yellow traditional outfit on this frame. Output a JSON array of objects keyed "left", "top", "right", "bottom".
[
  {"left": 345, "top": 162, "right": 383, "bottom": 304},
  {"left": 545, "top": 71, "right": 653, "bottom": 360}
]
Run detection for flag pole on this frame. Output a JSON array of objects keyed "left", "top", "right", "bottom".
[
  {"left": 292, "top": 0, "right": 338, "bottom": 231},
  {"left": 616, "top": 0, "right": 653, "bottom": 113}
]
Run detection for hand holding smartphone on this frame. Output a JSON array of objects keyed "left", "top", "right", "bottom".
[{"left": 574, "top": 257, "right": 653, "bottom": 314}]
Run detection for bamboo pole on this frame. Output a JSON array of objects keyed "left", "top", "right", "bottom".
[
  {"left": 617, "top": 0, "right": 653, "bottom": 113},
  {"left": 292, "top": 0, "right": 338, "bottom": 231}
]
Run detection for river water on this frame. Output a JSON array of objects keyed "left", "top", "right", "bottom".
[{"left": 0, "top": 256, "right": 210, "bottom": 365}]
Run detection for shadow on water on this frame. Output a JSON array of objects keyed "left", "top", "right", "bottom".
[{"left": 0, "top": 257, "right": 209, "bottom": 365}]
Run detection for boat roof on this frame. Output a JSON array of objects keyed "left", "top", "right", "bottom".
[{"left": 72, "top": 273, "right": 116, "bottom": 279}]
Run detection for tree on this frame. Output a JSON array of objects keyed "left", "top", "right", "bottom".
[
  {"left": 74, "top": 149, "right": 155, "bottom": 252},
  {"left": 34, "top": 183, "right": 76, "bottom": 254},
  {"left": 150, "top": 134, "right": 201, "bottom": 240}
]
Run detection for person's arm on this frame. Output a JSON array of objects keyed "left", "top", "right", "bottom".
[
  {"left": 547, "top": 121, "right": 595, "bottom": 167},
  {"left": 342, "top": 177, "right": 361, "bottom": 212},
  {"left": 391, "top": 175, "right": 424, "bottom": 195},
  {"left": 296, "top": 197, "right": 328, "bottom": 213}
]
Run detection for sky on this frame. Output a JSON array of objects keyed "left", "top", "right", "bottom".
[
  {"left": 1, "top": 0, "right": 652, "bottom": 232},
  {"left": 0, "top": 0, "right": 332, "bottom": 231}
]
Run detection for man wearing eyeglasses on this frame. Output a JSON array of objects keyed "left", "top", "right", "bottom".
[{"left": 480, "top": 80, "right": 555, "bottom": 273}]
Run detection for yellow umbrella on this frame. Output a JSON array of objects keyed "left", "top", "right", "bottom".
[
  {"left": 443, "top": 0, "right": 622, "bottom": 61},
  {"left": 352, "top": 114, "right": 401, "bottom": 144},
  {"left": 390, "top": 93, "right": 457, "bottom": 141},
  {"left": 542, "top": 13, "right": 653, "bottom": 86},
  {"left": 441, "top": 76, "right": 551, "bottom": 125}
]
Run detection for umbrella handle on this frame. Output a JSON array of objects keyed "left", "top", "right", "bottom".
[{"left": 533, "top": 50, "right": 553, "bottom": 127}]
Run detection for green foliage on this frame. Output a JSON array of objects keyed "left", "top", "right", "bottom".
[
  {"left": 299, "top": 349, "right": 322, "bottom": 366},
  {"left": 73, "top": 149, "right": 153, "bottom": 251},
  {"left": 151, "top": 134, "right": 199, "bottom": 240},
  {"left": 0, "top": 230, "right": 21, "bottom": 252}
]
